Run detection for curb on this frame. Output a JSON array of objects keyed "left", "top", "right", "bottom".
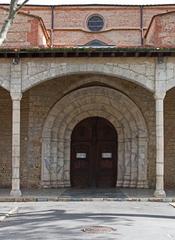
[{"left": 0, "top": 197, "right": 175, "bottom": 202}]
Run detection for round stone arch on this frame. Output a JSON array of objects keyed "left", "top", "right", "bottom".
[
  {"left": 63, "top": 74, "right": 150, "bottom": 96},
  {"left": 22, "top": 63, "right": 154, "bottom": 92},
  {"left": 41, "top": 86, "right": 148, "bottom": 188}
]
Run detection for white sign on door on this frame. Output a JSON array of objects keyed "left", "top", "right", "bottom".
[
  {"left": 76, "top": 153, "right": 86, "bottom": 159},
  {"left": 102, "top": 153, "right": 112, "bottom": 158}
]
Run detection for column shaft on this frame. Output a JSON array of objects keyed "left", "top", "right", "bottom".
[
  {"left": 154, "top": 97, "right": 166, "bottom": 197},
  {"left": 10, "top": 97, "right": 21, "bottom": 196}
]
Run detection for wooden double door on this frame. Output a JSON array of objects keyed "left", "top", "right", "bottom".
[{"left": 71, "top": 117, "right": 117, "bottom": 188}]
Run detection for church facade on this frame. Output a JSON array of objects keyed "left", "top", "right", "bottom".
[{"left": 0, "top": 3, "right": 175, "bottom": 197}]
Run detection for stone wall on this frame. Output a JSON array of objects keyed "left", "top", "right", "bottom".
[
  {"left": 0, "top": 88, "right": 12, "bottom": 187},
  {"left": 20, "top": 92, "right": 30, "bottom": 187},
  {"left": 21, "top": 57, "right": 155, "bottom": 93},
  {"left": 165, "top": 88, "right": 175, "bottom": 188},
  {"left": 20, "top": 74, "right": 155, "bottom": 188},
  {"left": 22, "top": 75, "right": 83, "bottom": 187},
  {"left": 0, "top": 57, "right": 175, "bottom": 189}
]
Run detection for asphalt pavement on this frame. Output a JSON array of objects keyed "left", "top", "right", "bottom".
[{"left": 0, "top": 201, "right": 175, "bottom": 240}]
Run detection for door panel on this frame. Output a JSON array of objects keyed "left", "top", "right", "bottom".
[
  {"left": 71, "top": 117, "right": 117, "bottom": 188},
  {"left": 71, "top": 143, "right": 91, "bottom": 187},
  {"left": 96, "top": 142, "right": 117, "bottom": 188},
  {"left": 97, "top": 118, "right": 117, "bottom": 141}
]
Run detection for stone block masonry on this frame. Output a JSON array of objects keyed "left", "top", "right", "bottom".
[{"left": 0, "top": 56, "right": 174, "bottom": 196}]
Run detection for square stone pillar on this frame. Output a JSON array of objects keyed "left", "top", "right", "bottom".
[
  {"left": 154, "top": 94, "right": 166, "bottom": 198},
  {"left": 154, "top": 57, "right": 167, "bottom": 198},
  {"left": 10, "top": 93, "right": 22, "bottom": 196}
]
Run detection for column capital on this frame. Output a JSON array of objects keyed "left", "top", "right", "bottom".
[
  {"left": 10, "top": 92, "right": 22, "bottom": 101},
  {"left": 154, "top": 92, "right": 166, "bottom": 100}
]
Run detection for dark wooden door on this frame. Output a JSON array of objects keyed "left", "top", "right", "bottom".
[{"left": 71, "top": 117, "right": 117, "bottom": 188}]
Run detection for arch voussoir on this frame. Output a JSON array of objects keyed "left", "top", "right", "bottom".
[
  {"left": 23, "top": 63, "right": 154, "bottom": 92},
  {"left": 41, "top": 86, "right": 148, "bottom": 188}
]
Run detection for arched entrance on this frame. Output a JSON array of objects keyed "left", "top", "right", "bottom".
[
  {"left": 71, "top": 117, "right": 117, "bottom": 188},
  {"left": 41, "top": 86, "right": 148, "bottom": 188}
]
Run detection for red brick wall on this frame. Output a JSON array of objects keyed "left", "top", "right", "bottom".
[
  {"left": 0, "top": 7, "right": 49, "bottom": 48},
  {"left": 145, "top": 12, "right": 175, "bottom": 47},
  {"left": 1, "top": 4, "right": 175, "bottom": 48},
  {"left": 21, "top": 5, "right": 175, "bottom": 47}
]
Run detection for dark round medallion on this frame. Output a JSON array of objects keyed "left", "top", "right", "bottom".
[{"left": 87, "top": 15, "right": 104, "bottom": 32}]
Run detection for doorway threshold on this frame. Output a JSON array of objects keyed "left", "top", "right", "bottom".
[{"left": 61, "top": 188, "right": 126, "bottom": 198}]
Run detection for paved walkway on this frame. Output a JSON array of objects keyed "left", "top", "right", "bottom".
[
  {"left": 1, "top": 202, "right": 175, "bottom": 239},
  {"left": 0, "top": 188, "right": 175, "bottom": 202}
]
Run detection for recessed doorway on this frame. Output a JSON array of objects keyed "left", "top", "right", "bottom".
[{"left": 71, "top": 117, "right": 118, "bottom": 188}]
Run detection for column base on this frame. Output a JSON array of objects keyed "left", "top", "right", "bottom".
[
  {"left": 154, "top": 189, "right": 166, "bottom": 198},
  {"left": 10, "top": 189, "right": 22, "bottom": 197}
]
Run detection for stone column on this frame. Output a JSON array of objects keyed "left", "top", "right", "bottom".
[
  {"left": 10, "top": 93, "right": 22, "bottom": 196},
  {"left": 154, "top": 94, "right": 166, "bottom": 198}
]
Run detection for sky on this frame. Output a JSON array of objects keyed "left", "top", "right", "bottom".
[{"left": 0, "top": 0, "right": 175, "bottom": 5}]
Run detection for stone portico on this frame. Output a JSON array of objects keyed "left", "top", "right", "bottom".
[{"left": 0, "top": 56, "right": 174, "bottom": 197}]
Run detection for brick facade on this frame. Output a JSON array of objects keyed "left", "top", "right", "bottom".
[
  {"left": 0, "top": 7, "right": 50, "bottom": 48},
  {"left": 0, "top": 4, "right": 175, "bottom": 196},
  {"left": 1, "top": 4, "right": 175, "bottom": 48}
]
